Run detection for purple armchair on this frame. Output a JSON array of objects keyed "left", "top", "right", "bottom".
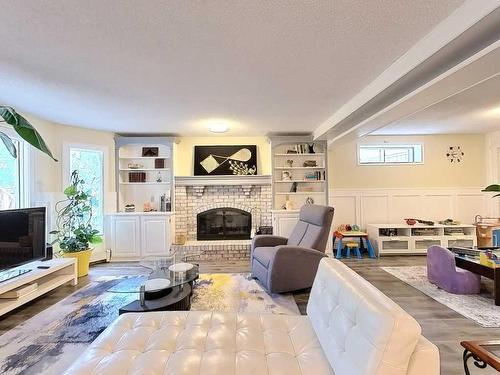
[{"left": 427, "top": 245, "right": 481, "bottom": 294}]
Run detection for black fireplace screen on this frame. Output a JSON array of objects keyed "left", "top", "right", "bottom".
[{"left": 197, "top": 208, "right": 251, "bottom": 240}]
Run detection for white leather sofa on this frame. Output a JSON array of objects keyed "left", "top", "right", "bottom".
[{"left": 64, "top": 259, "right": 439, "bottom": 375}]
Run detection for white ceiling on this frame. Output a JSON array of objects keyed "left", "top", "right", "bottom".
[
  {"left": 372, "top": 74, "right": 500, "bottom": 135},
  {"left": 0, "top": 0, "right": 465, "bottom": 136}
]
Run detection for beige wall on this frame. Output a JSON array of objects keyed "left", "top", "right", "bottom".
[
  {"left": 174, "top": 136, "right": 271, "bottom": 176},
  {"left": 15, "top": 114, "right": 116, "bottom": 261},
  {"left": 24, "top": 114, "right": 116, "bottom": 196},
  {"left": 329, "top": 134, "right": 486, "bottom": 188}
]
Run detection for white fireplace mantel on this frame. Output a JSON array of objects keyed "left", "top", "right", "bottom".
[{"left": 174, "top": 175, "right": 272, "bottom": 187}]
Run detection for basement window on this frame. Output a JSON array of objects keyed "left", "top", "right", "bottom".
[{"left": 358, "top": 144, "right": 423, "bottom": 165}]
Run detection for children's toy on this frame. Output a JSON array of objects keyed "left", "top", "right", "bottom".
[{"left": 480, "top": 250, "right": 500, "bottom": 268}]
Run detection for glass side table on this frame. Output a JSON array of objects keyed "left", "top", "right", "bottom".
[
  {"left": 461, "top": 340, "right": 500, "bottom": 374},
  {"left": 108, "top": 255, "right": 199, "bottom": 313}
]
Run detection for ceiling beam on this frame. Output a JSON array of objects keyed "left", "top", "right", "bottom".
[{"left": 313, "top": 0, "right": 500, "bottom": 143}]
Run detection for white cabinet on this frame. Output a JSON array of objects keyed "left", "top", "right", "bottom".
[
  {"left": 106, "top": 213, "right": 173, "bottom": 260},
  {"left": 141, "top": 215, "right": 171, "bottom": 256},
  {"left": 272, "top": 210, "right": 299, "bottom": 238},
  {"left": 112, "top": 215, "right": 141, "bottom": 257},
  {"left": 367, "top": 224, "right": 477, "bottom": 256}
]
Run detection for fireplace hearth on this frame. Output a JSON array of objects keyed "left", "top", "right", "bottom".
[{"left": 197, "top": 208, "right": 251, "bottom": 240}]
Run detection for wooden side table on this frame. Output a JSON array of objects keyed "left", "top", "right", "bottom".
[{"left": 461, "top": 340, "right": 500, "bottom": 374}]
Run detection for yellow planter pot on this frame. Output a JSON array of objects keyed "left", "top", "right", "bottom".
[{"left": 61, "top": 249, "right": 93, "bottom": 277}]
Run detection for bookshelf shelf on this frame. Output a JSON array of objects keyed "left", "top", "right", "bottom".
[
  {"left": 115, "top": 136, "right": 175, "bottom": 211},
  {"left": 274, "top": 153, "right": 325, "bottom": 156},
  {"left": 120, "top": 182, "right": 170, "bottom": 185},
  {"left": 275, "top": 180, "right": 325, "bottom": 183},
  {"left": 275, "top": 192, "right": 325, "bottom": 195},
  {"left": 119, "top": 168, "right": 169, "bottom": 171},
  {"left": 270, "top": 136, "right": 328, "bottom": 211},
  {"left": 274, "top": 166, "right": 325, "bottom": 170}
]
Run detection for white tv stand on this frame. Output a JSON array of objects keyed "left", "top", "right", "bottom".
[{"left": 0, "top": 258, "right": 77, "bottom": 317}]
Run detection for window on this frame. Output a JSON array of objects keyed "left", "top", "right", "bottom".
[
  {"left": 67, "top": 146, "right": 105, "bottom": 233},
  {"left": 0, "top": 132, "right": 29, "bottom": 209},
  {"left": 358, "top": 144, "right": 423, "bottom": 165}
]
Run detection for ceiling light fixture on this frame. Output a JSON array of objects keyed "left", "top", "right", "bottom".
[
  {"left": 208, "top": 123, "right": 229, "bottom": 133},
  {"left": 484, "top": 106, "right": 500, "bottom": 117}
]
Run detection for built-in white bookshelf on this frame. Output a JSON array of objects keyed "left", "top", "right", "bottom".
[
  {"left": 269, "top": 136, "right": 328, "bottom": 211},
  {"left": 115, "top": 136, "right": 175, "bottom": 212}
]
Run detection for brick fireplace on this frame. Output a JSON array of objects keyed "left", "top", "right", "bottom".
[
  {"left": 172, "top": 175, "right": 272, "bottom": 260},
  {"left": 197, "top": 207, "right": 252, "bottom": 240}
]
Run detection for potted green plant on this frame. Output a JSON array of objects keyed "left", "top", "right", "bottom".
[
  {"left": 0, "top": 106, "right": 57, "bottom": 160},
  {"left": 50, "top": 170, "right": 102, "bottom": 277}
]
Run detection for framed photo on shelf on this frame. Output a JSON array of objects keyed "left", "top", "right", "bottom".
[
  {"left": 142, "top": 147, "right": 159, "bottom": 157},
  {"left": 281, "top": 171, "right": 292, "bottom": 181}
]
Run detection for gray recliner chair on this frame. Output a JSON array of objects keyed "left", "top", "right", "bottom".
[{"left": 251, "top": 204, "right": 334, "bottom": 293}]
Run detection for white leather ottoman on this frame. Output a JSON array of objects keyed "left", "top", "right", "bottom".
[
  {"left": 64, "top": 311, "right": 333, "bottom": 375},
  {"left": 65, "top": 259, "right": 439, "bottom": 375}
]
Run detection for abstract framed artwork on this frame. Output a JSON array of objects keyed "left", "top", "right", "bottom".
[{"left": 194, "top": 145, "right": 257, "bottom": 175}]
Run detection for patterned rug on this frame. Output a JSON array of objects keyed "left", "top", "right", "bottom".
[
  {"left": 382, "top": 266, "right": 500, "bottom": 328},
  {"left": 0, "top": 272, "right": 299, "bottom": 375}
]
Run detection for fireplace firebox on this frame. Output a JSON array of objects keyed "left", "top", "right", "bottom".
[{"left": 197, "top": 208, "right": 251, "bottom": 240}]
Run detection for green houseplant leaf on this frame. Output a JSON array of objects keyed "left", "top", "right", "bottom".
[
  {"left": 63, "top": 185, "right": 77, "bottom": 196},
  {"left": 52, "top": 170, "right": 101, "bottom": 253},
  {"left": 0, "top": 131, "right": 17, "bottom": 158},
  {"left": 482, "top": 184, "right": 500, "bottom": 192},
  {"left": 0, "top": 106, "right": 58, "bottom": 161}
]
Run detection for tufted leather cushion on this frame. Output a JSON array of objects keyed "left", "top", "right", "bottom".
[
  {"left": 66, "top": 259, "right": 438, "bottom": 375},
  {"left": 307, "top": 259, "right": 426, "bottom": 375},
  {"left": 63, "top": 311, "right": 334, "bottom": 375}
]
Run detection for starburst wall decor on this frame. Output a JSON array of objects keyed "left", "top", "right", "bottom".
[{"left": 446, "top": 146, "right": 464, "bottom": 163}]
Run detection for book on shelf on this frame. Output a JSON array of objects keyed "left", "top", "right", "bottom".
[
  {"left": 286, "top": 143, "right": 316, "bottom": 154},
  {"left": 304, "top": 171, "right": 325, "bottom": 180},
  {"left": 129, "top": 172, "right": 146, "bottom": 183}
]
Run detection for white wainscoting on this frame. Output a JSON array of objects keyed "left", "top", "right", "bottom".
[{"left": 329, "top": 187, "right": 489, "bottom": 230}]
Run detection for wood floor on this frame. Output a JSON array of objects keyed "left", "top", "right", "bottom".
[{"left": 0, "top": 256, "right": 498, "bottom": 375}]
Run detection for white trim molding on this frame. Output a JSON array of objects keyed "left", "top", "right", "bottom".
[{"left": 174, "top": 174, "right": 272, "bottom": 187}]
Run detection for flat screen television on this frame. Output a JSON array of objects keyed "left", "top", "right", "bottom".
[{"left": 0, "top": 207, "right": 46, "bottom": 271}]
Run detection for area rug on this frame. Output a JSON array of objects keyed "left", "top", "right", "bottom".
[
  {"left": 382, "top": 266, "right": 500, "bottom": 328},
  {"left": 0, "top": 272, "right": 299, "bottom": 375}
]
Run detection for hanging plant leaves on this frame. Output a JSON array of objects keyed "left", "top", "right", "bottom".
[
  {"left": 482, "top": 184, "right": 500, "bottom": 192},
  {"left": 0, "top": 106, "right": 57, "bottom": 161},
  {"left": 0, "top": 131, "right": 17, "bottom": 158},
  {"left": 63, "top": 185, "right": 77, "bottom": 196}
]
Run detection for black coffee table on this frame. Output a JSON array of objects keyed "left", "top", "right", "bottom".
[{"left": 109, "top": 262, "right": 199, "bottom": 314}]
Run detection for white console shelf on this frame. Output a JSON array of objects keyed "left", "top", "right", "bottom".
[
  {"left": 0, "top": 258, "right": 77, "bottom": 317},
  {"left": 367, "top": 223, "right": 477, "bottom": 256}
]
